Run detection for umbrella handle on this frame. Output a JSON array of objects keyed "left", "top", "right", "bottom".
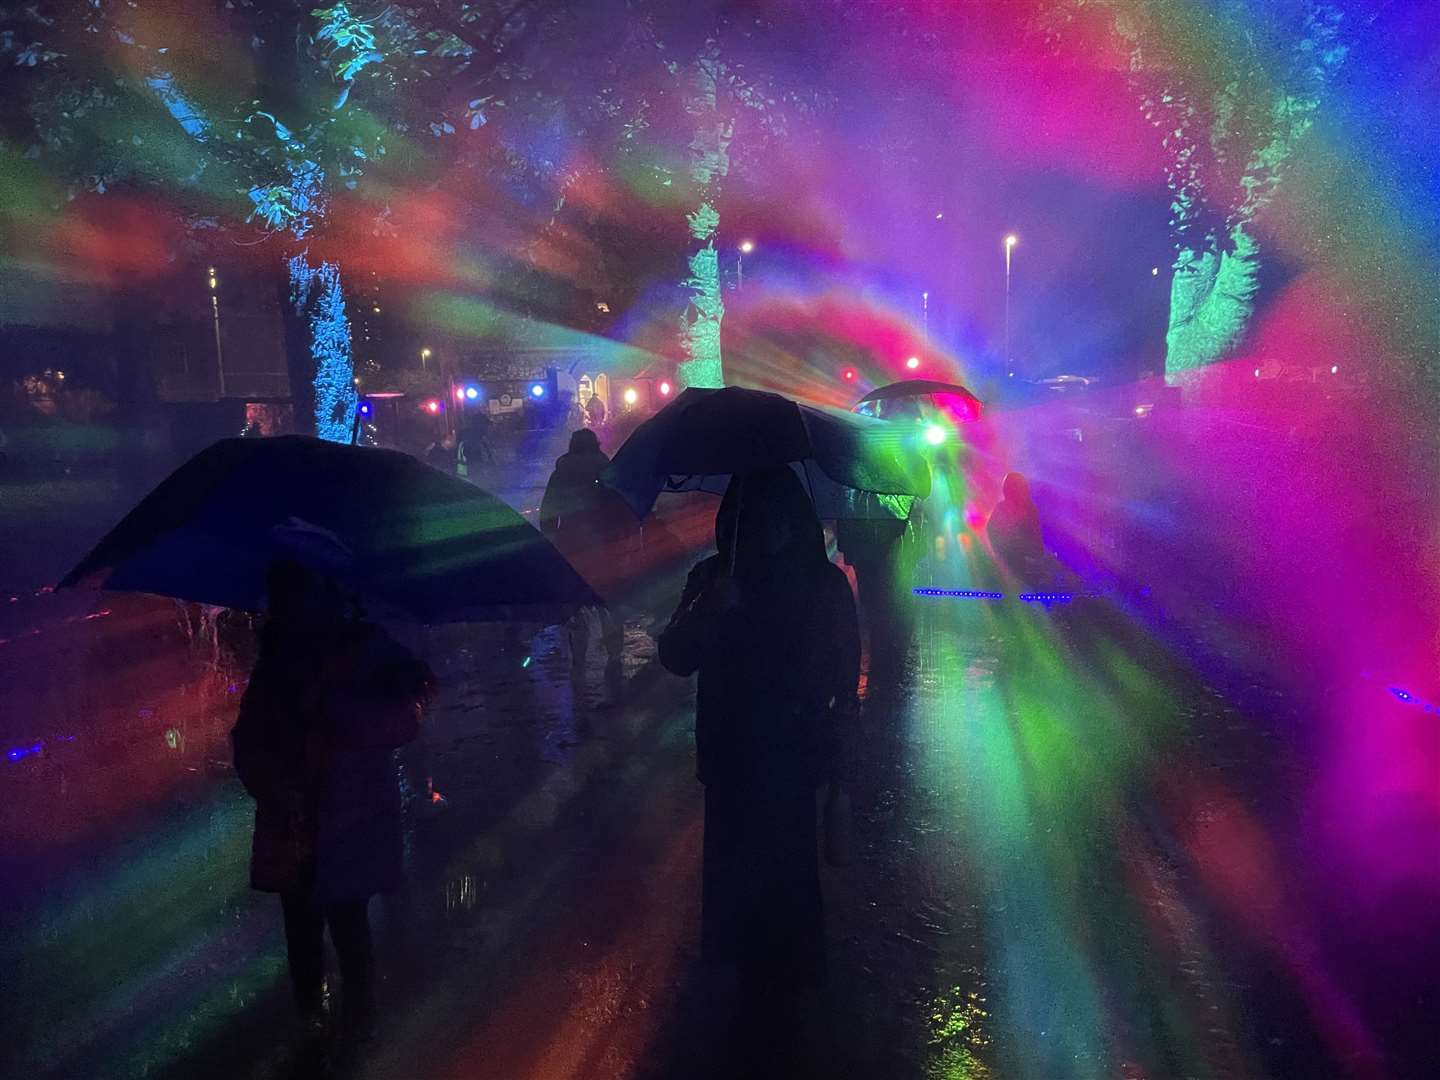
[{"left": 728, "top": 482, "right": 741, "bottom": 577}]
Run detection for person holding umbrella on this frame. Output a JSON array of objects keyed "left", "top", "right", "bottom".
[
  {"left": 232, "top": 556, "right": 435, "bottom": 1039},
  {"left": 61, "top": 436, "right": 602, "bottom": 1044},
  {"left": 658, "top": 467, "right": 860, "bottom": 998},
  {"left": 540, "top": 428, "right": 638, "bottom": 682}
]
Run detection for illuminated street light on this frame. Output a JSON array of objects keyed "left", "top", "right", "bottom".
[
  {"left": 623, "top": 387, "right": 639, "bottom": 406},
  {"left": 659, "top": 381, "right": 672, "bottom": 396},
  {"left": 206, "top": 266, "right": 225, "bottom": 396},
  {"left": 906, "top": 356, "right": 921, "bottom": 371},
  {"left": 1004, "top": 234, "right": 1018, "bottom": 370},
  {"left": 737, "top": 240, "right": 755, "bottom": 288},
  {"left": 739, "top": 240, "right": 755, "bottom": 254},
  {"left": 465, "top": 386, "right": 479, "bottom": 400}
]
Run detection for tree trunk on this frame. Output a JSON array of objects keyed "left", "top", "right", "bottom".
[
  {"left": 1165, "top": 223, "right": 1260, "bottom": 380},
  {"left": 285, "top": 252, "right": 357, "bottom": 443},
  {"left": 677, "top": 55, "right": 731, "bottom": 390}
]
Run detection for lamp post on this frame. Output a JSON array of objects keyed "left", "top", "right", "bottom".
[
  {"left": 420, "top": 347, "right": 431, "bottom": 370},
  {"left": 207, "top": 266, "right": 227, "bottom": 397},
  {"left": 1004, "top": 234, "right": 1018, "bottom": 374},
  {"left": 737, "top": 240, "right": 754, "bottom": 289}
]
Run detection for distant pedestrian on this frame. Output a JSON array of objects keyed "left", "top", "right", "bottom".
[
  {"left": 425, "top": 431, "right": 457, "bottom": 474},
  {"left": 986, "top": 471, "right": 1047, "bottom": 581},
  {"left": 463, "top": 412, "right": 496, "bottom": 466},
  {"left": 232, "top": 561, "right": 434, "bottom": 1037},
  {"left": 835, "top": 504, "right": 920, "bottom": 691},
  {"left": 583, "top": 393, "right": 606, "bottom": 429},
  {"left": 658, "top": 467, "right": 860, "bottom": 990},
  {"left": 539, "top": 428, "right": 634, "bottom": 680}
]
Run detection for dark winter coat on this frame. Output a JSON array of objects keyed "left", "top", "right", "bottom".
[
  {"left": 658, "top": 468, "right": 860, "bottom": 788},
  {"left": 233, "top": 618, "right": 432, "bottom": 903},
  {"left": 539, "top": 441, "right": 637, "bottom": 594},
  {"left": 987, "top": 472, "right": 1046, "bottom": 579},
  {"left": 658, "top": 467, "right": 859, "bottom": 979}
]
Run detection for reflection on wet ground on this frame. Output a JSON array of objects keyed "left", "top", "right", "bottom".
[{"left": 1, "top": 558, "right": 1433, "bottom": 1079}]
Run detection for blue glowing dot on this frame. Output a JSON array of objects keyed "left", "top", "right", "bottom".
[
  {"left": 465, "top": 386, "right": 479, "bottom": 400},
  {"left": 530, "top": 383, "right": 546, "bottom": 398}
]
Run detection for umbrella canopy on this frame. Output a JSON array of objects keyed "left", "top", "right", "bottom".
[
  {"left": 856, "top": 379, "right": 983, "bottom": 411},
  {"left": 61, "top": 436, "right": 601, "bottom": 622},
  {"left": 602, "top": 386, "right": 931, "bottom": 520}
]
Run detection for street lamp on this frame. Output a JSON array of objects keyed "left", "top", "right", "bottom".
[
  {"left": 421, "top": 347, "right": 432, "bottom": 369},
  {"left": 737, "top": 240, "right": 755, "bottom": 289},
  {"left": 1004, "top": 234, "right": 1018, "bottom": 372},
  {"left": 207, "top": 266, "right": 226, "bottom": 397}
]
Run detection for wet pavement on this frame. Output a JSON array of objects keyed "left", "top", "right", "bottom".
[{"left": 2, "top": 511, "right": 1435, "bottom": 1079}]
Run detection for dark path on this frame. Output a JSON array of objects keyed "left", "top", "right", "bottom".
[{"left": 2, "top": 577, "right": 1434, "bottom": 1079}]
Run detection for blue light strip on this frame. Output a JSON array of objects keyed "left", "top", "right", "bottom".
[
  {"left": 7, "top": 741, "right": 43, "bottom": 762},
  {"left": 1389, "top": 686, "right": 1439, "bottom": 713},
  {"left": 1018, "top": 592, "right": 1075, "bottom": 604},
  {"left": 913, "top": 588, "right": 1005, "bottom": 600}
]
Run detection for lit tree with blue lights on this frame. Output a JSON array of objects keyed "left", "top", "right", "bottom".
[{"left": 0, "top": 1, "right": 552, "bottom": 440}]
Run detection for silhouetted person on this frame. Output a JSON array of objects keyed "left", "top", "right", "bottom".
[
  {"left": 463, "top": 412, "right": 496, "bottom": 466},
  {"left": 425, "top": 431, "right": 457, "bottom": 474},
  {"left": 540, "top": 429, "right": 634, "bottom": 679},
  {"left": 658, "top": 467, "right": 860, "bottom": 993},
  {"left": 987, "top": 471, "right": 1047, "bottom": 581},
  {"left": 232, "top": 561, "right": 434, "bottom": 1038},
  {"left": 836, "top": 504, "right": 920, "bottom": 690},
  {"left": 584, "top": 393, "right": 606, "bottom": 429}
]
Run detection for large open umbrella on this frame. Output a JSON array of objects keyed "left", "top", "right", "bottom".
[
  {"left": 855, "top": 379, "right": 984, "bottom": 419},
  {"left": 61, "top": 436, "right": 600, "bottom": 622},
  {"left": 602, "top": 386, "right": 931, "bottom": 520}
]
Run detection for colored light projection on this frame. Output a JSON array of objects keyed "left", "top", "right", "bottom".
[{"left": 1, "top": 1, "right": 1437, "bottom": 1077}]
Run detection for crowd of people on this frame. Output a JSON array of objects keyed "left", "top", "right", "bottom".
[{"left": 231, "top": 417, "right": 1054, "bottom": 1062}]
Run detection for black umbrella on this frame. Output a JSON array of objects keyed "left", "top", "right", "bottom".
[
  {"left": 60, "top": 436, "right": 601, "bottom": 621},
  {"left": 602, "top": 386, "right": 931, "bottom": 520},
  {"left": 855, "top": 379, "right": 984, "bottom": 414}
]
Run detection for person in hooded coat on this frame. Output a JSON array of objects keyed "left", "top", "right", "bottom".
[
  {"left": 232, "top": 561, "right": 435, "bottom": 1031},
  {"left": 658, "top": 467, "right": 860, "bottom": 987},
  {"left": 540, "top": 428, "right": 636, "bottom": 675},
  {"left": 986, "top": 471, "right": 1047, "bottom": 582},
  {"left": 835, "top": 503, "right": 921, "bottom": 690}
]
